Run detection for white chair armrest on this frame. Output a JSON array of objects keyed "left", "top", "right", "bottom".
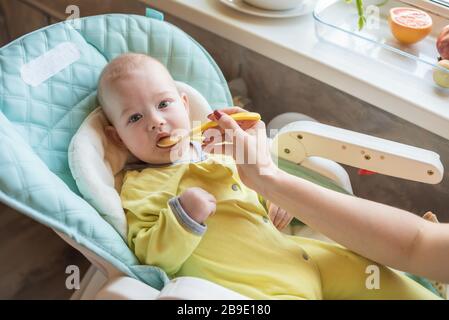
[
  {"left": 95, "top": 276, "right": 160, "bottom": 300},
  {"left": 268, "top": 114, "right": 353, "bottom": 194},
  {"left": 273, "top": 121, "right": 444, "bottom": 184},
  {"left": 158, "top": 277, "right": 250, "bottom": 300}
]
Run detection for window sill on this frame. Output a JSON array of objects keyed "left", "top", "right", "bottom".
[{"left": 142, "top": 0, "right": 449, "bottom": 140}]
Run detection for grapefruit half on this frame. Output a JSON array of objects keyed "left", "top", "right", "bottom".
[{"left": 388, "top": 7, "right": 432, "bottom": 45}]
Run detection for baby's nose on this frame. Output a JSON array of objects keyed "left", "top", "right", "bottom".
[{"left": 151, "top": 122, "right": 165, "bottom": 130}]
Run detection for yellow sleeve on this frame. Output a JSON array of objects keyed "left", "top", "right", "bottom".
[{"left": 124, "top": 190, "right": 204, "bottom": 277}]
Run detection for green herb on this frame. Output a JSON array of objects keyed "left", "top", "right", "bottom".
[
  {"left": 345, "top": 0, "right": 389, "bottom": 31},
  {"left": 345, "top": 0, "right": 366, "bottom": 30}
]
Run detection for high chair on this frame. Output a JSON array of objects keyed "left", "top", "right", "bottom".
[{"left": 0, "top": 11, "right": 443, "bottom": 299}]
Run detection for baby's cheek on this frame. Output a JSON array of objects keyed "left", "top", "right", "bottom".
[
  {"left": 127, "top": 138, "right": 153, "bottom": 159},
  {"left": 171, "top": 109, "right": 190, "bottom": 130}
]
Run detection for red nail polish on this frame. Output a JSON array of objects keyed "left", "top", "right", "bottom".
[
  {"left": 213, "top": 110, "right": 222, "bottom": 120},
  {"left": 358, "top": 169, "right": 377, "bottom": 176}
]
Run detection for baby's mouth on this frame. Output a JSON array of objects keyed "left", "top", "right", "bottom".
[{"left": 156, "top": 133, "right": 182, "bottom": 149}]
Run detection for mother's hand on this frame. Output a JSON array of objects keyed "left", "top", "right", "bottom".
[{"left": 203, "top": 107, "right": 279, "bottom": 191}]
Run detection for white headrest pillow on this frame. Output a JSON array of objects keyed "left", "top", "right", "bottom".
[{"left": 68, "top": 81, "right": 214, "bottom": 239}]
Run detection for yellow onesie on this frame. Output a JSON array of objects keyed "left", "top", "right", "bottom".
[{"left": 122, "top": 145, "right": 439, "bottom": 300}]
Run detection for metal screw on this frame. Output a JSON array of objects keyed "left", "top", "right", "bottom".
[
  {"left": 284, "top": 148, "right": 291, "bottom": 154},
  {"left": 297, "top": 134, "right": 303, "bottom": 140},
  {"left": 364, "top": 155, "right": 371, "bottom": 160},
  {"left": 427, "top": 170, "right": 434, "bottom": 176}
]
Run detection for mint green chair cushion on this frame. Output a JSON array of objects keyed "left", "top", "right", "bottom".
[
  {"left": 0, "top": 12, "right": 353, "bottom": 290},
  {"left": 0, "top": 13, "right": 231, "bottom": 289}
]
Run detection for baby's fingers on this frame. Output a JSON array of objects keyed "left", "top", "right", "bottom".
[
  {"left": 208, "top": 200, "right": 217, "bottom": 216},
  {"left": 423, "top": 211, "right": 439, "bottom": 223},
  {"left": 268, "top": 205, "right": 280, "bottom": 221},
  {"left": 273, "top": 209, "right": 287, "bottom": 228},
  {"left": 277, "top": 213, "right": 294, "bottom": 230}
]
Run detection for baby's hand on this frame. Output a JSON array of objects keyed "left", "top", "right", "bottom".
[
  {"left": 179, "top": 187, "right": 217, "bottom": 224},
  {"left": 268, "top": 202, "right": 293, "bottom": 230}
]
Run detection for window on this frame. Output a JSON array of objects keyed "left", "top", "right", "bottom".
[
  {"left": 401, "top": 0, "right": 449, "bottom": 17},
  {"left": 431, "top": 0, "right": 449, "bottom": 7}
]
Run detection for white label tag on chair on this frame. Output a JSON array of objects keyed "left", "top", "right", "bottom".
[{"left": 21, "top": 42, "right": 81, "bottom": 87}]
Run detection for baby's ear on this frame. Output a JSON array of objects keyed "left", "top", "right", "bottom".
[
  {"left": 181, "top": 92, "right": 189, "bottom": 112},
  {"left": 105, "top": 125, "right": 125, "bottom": 148}
]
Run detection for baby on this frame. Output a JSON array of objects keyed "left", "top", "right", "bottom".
[{"left": 98, "top": 53, "right": 439, "bottom": 300}]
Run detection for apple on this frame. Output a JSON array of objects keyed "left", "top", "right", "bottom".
[
  {"left": 437, "top": 25, "right": 449, "bottom": 60},
  {"left": 433, "top": 59, "right": 449, "bottom": 88}
]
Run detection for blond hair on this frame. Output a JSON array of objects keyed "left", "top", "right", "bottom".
[{"left": 97, "top": 53, "right": 162, "bottom": 107}]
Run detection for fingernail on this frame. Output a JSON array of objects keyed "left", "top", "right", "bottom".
[
  {"left": 213, "top": 110, "right": 222, "bottom": 120},
  {"left": 207, "top": 113, "right": 213, "bottom": 119}
]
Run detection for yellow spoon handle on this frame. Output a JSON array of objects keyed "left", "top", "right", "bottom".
[
  {"left": 194, "top": 112, "right": 261, "bottom": 135},
  {"left": 157, "top": 112, "right": 261, "bottom": 147}
]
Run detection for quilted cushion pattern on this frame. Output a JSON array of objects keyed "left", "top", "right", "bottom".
[
  {"left": 0, "top": 13, "right": 231, "bottom": 289},
  {"left": 0, "top": 111, "right": 168, "bottom": 289},
  {"left": 79, "top": 14, "right": 232, "bottom": 109},
  {"left": 0, "top": 22, "right": 105, "bottom": 192}
]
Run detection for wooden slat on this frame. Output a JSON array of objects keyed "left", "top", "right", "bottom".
[{"left": 17, "top": 0, "right": 66, "bottom": 21}]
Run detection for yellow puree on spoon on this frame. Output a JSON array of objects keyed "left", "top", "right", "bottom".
[{"left": 156, "top": 112, "right": 261, "bottom": 148}]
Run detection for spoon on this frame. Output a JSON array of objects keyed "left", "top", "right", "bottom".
[{"left": 157, "top": 112, "right": 261, "bottom": 148}]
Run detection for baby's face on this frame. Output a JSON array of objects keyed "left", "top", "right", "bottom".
[{"left": 102, "top": 61, "right": 191, "bottom": 164}]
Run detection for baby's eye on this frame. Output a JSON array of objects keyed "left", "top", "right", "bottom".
[
  {"left": 158, "top": 100, "right": 172, "bottom": 109},
  {"left": 128, "top": 113, "right": 143, "bottom": 124}
]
